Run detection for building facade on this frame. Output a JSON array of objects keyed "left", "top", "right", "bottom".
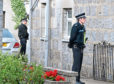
[
  {"left": 30, "top": 0, "right": 114, "bottom": 78},
  {"left": 0, "top": 0, "right": 3, "bottom": 50}
]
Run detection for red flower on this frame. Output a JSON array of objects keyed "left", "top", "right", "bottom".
[
  {"left": 45, "top": 71, "right": 52, "bottom": 77},
  {"left": 29, "top": 66, "right": 34, "bottom": 71},
  {"left": 55, "top": 75, "right": 61, "bottom": 81},
  {"left": 52, "top": 70, "right": 57, "bottom": 77},
  {"left": 61, "top": 77, "right": 65, "bottom": 81},
  {"left": 43, "top": 69, "right": 65, "bottom": 81},
  {"left": 25, "top": 65, "right": 27, "bottom": 68},
  {"left": 55, "top": 75, "right": 65, "bottom": 81},
  {"left": 23, "top": 65, "right": 27, "bottom": 71},
  {"left": 54, "top": 70, "right": 57, "bottom": 73},
  {"left": 42, "top": 74, "right": 47, "bottom": 79}
]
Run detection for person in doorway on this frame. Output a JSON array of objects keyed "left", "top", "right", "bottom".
[
  {"left": 68, "top": 13, "right": 88, "bottom": 84},
  {"left": 18, "top": 18, "right": 29, "bottom": 55}
]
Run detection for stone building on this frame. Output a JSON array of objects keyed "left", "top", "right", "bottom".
[
  {"left": 30, "top": 0, "right": 114, "bottom": 78},
  {"left": 0, "top": 0, "right": 3, "bottom": 50}
]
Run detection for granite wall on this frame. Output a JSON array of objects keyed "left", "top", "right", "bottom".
[{"left": 30, "top": 0, "right": 114, "bottom": 78}]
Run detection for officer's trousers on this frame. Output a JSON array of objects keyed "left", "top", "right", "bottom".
[
  {"left": 72, "top": 45, "right": 83, "bottom": 82},
  {"left": 20, "top": 38, "right": 27, "bottom": 55}
]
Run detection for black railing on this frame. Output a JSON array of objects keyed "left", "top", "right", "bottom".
[{"left": 93, "top": 41, "right": 114, "bottom": 82}]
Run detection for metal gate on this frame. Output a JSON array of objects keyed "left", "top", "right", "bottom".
[{"left": 93, "top": 41, "right": 114, "bottom": 82}]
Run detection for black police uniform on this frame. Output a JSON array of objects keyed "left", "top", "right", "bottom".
[
  {"left": 18, "top": 23, "right": 29, "bottom": 55},
  {"left": 70, "top": 22, "right": 86, "bottom": 71},
  {"left": 68, "top": 13, "right": 87, "bottom": 83}
]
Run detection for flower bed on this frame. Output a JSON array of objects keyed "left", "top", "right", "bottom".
[
  {"left": 43, "top": 69, "right": 70, "bottom": 84},
  {"left": 43, "top": 70, "right": 65, "bottom": 81},
  {"left": 22, "top": 64, "right": 44, "bottom": 84},
  {"left": 43, "top": 67, "right": 78, "bottom": 84},
  {"left": 0, "top": 52, "right": 77, "bottom": 84}
]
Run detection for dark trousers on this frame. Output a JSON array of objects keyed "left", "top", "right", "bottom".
[
  {"left": 20, "top": 38, "right": 27, "bottom": 55},
  {"left": 72, "top": 45, "right": 83, "bottom": 82}
]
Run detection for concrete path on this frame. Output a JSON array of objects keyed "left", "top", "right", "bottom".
[{"left": 81, "top": 79, "right": 114, "bottom": 84}]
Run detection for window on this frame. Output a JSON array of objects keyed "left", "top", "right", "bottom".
[
  {"left": 63, "top": 8, "right": 72, "bottom": 39},
  {"left": 3, "top": 11, "right": 5, "bottom": 28},
  {"left": 41, "top": 3, "right": 46, "bottom": 38}
]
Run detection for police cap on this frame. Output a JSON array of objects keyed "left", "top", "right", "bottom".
[
  {"left": 21, "top": 18, "right": 27, "bottom": 22},
  {"left": 75, "top": 13, "right": 86, "bottom": 19}
]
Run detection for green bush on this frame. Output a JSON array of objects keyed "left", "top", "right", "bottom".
[
  {"left": 24, "top": 64, "right": 44, "bottom": 84},
  {"left": 10, "top": 0, "right": 27, "bottom": 29},
  {"left": 0, "top": 52, "right": 25, "bottom": 84},
  {"left": 0, "top": 52, "right": 44, "bottom": 84}
]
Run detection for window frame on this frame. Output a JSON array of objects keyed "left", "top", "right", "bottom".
[
  {"left": 40, "top": 3, "right": 46, "bottom": 40},
  {"left": 62, "top": 8, "right": 72, "bottom": 41}
]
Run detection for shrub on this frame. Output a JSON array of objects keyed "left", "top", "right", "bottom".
[
  {"left": 0, "top": 52, "right": 44, "bottom": 84},
  {"left": 10, "top": 0, "right": 27, "bottom": 29},
  {"left": 23, "top": 64, "right": 44, "bottom": 84},
  {"left": 0, "top": 52, "right": 25, "bottom": 84}
]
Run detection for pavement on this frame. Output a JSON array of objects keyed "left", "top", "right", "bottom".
[{"left": 81, "top": 79, "right": 114, "bottom": 84}]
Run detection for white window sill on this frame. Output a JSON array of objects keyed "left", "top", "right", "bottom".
[
  {"left": 40, "top": 0, "right": 46, "bottom": 3},
  {"left": 62, "top": 39, "right": 69, "bottom": 43},
  {"left": 62, "top": 36, "right": 70, "bottom": 43},
  {"left": 40, "top": 37, "right": 47, "bottom": 41},
  {"left": 40, "top": 36, "right": 70, "bottom": 43}
]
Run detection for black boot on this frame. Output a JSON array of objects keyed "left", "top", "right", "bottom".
[
  {"left": 76, "top": 81, "right": 85, "bottom": 84},
  {"left": 79, "top": 81, "right": 85, "bottom": 84}
]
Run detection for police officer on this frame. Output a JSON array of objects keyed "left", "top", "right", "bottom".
[
  {"left": 68, "top": 13, "right": 88, "bottom": 84},
  {"left": 18, "top": 18, "right": 29, "bottom": 55}
]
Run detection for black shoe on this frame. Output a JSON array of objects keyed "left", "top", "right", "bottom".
[
  {"left": 76, "top": 81, "right": 85, "bottom": 84},
  {"left": 79, "top": 81, "right": 85, "bottom": 84}
]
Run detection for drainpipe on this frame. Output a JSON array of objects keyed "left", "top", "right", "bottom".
[
  {"left": 45, "top": 0, "right": 50, "bottom": 67},
  {"left": 28, "top": 0, "right": 32, "bottom": 64}
]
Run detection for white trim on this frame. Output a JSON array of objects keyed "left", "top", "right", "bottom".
[
  {"left": 40, "top": 37, "right": 46, "bottom": 41},
  {"left": 45, "top": 0, "right": 50, "bottom": 67},
  {"left": 62, "top": 39, "right": 69, "bottom": 42},
  {"left": 40, "top": 0, "right": 46, "bottom": 3}
]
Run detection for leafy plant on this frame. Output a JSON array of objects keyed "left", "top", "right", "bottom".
[
  {"left": 0, "top": 52, "right": 25, "bottom": 84},
  {"left": 0, "top": 52, "right": 44, "bottom": 84},
  {"left": 24, "top": 64, "right": 44, "bottom": 84},
  {"left": 10, "top": 0, "right": 27, "bottom": 29}
]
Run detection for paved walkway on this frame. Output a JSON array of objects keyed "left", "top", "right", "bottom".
[{"left": 82, "top": 79, "right": 114, "bottom": 84}]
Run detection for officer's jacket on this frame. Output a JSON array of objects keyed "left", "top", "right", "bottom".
[
  {"left": 69, "top": 22, "right": 86, "bottom": 46},
  {"left": 18, "top": 24, "right": 29, "bottom": 40}
]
